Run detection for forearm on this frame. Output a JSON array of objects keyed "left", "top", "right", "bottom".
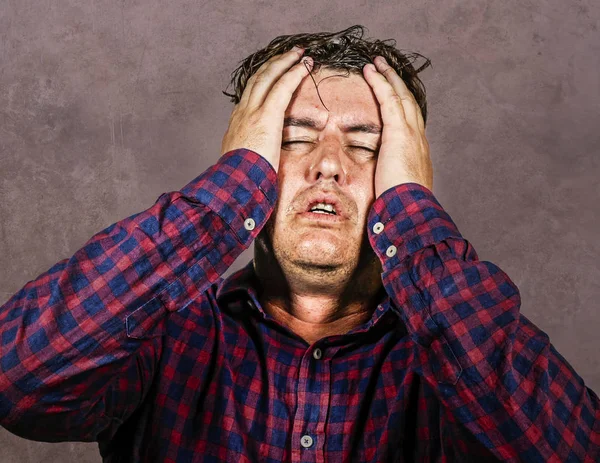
[
  {"left": 0, "top": 148, "right": 277, "bottom": 441},
  {"left": 369, "top": 183, "right": 600, "bottom": 461}
]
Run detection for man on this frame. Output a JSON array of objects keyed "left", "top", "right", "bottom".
[{"left": 0, "top": 25, "right": 598, "bottom": 462}]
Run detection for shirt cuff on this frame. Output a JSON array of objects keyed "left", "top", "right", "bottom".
[
  {"left": 179, "top": 149, "right": 278, "bottom": 245},
  {"left": 367, "top": 183, "right": 464, "bottom": 271}
]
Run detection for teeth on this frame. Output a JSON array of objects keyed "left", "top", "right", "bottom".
[{"left": 309, "top": 202, "right": 336, "bottom": 214}]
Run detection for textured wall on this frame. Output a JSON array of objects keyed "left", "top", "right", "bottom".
[{"left": 1, "top": 0, "right": 599, "bottom": 461}]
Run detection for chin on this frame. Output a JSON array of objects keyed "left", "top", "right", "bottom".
[
  {"left": 288, "top": 259, "right": 348, "bottom": 282},
  {"left": 294, "top": 244, "right": 356, "bottom": 272},
  {"left": 295, "top": 255, "right": 345, "bottom": 270},
  {"left": 297, "top": 239, "right": 341, "bottom": 259}
]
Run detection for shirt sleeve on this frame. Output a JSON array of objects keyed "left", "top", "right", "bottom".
[
  {"left": 0, "top": 148, "right": 277, "bottom": 443},
  {"left": 367, "top": 182, "right": 600, "bottom": 462}
]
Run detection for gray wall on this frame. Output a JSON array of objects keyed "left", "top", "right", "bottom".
[{"left": 1, "top": 0, "right": 599, "bottom": 461}]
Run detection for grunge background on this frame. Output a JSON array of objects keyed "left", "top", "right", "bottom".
[{"left": 1, "top": 1, "right": 599, "bottom": 461}]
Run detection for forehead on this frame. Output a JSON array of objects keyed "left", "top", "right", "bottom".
[{"left": 285, "top": 67, "right": 381, "bottom": 125}]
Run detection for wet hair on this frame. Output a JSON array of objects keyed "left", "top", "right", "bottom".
[{"left": 222, "top": 25, "right": 432, "bottom": 125}]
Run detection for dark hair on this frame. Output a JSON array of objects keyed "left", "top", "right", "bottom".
[{"left": 222, "top": 25, "right": 432, "bottom": 125}]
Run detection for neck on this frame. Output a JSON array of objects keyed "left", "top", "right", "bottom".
[{"left": 253, "top": 235, "right": 384, "bottom": 345}]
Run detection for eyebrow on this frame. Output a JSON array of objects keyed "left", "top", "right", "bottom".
[{"left": 283, "top": 116, "right": 382, "bottom": 135}]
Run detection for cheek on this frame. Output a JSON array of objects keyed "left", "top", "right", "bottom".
[
  {"left": 348, "top": 164, "right": 376, "bottom": 204},
  {"left": 276, "top": 158, "right": 306, "bottom": 198},
  {"left": 272, "top": 172, "right": 301, "bottom": 222}
]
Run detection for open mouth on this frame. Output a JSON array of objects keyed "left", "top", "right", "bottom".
[
  {"left": 309, "top": 209, "right": 336, "bottom": 215},
  {"left": 300, "top": 210, "right": 343, "bottom": 223},
  {"left": 308, "top": 202, "right": 337, "bottom": 215}
]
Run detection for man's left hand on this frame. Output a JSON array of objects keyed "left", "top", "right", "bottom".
[{"left": 363, "top": 56, "right": 434, "bottom": 198}]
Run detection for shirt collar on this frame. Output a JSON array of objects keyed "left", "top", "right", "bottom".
[
  {"left": 216, "top": 260, "right": 404, "bottom": 328},
  {"left": 216, "top": 260, "right": 265, "bottom": 312}
]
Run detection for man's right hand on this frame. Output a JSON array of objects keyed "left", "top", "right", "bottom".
[{"left": 220, "top": 47, "right": 314, "bottom": 172}]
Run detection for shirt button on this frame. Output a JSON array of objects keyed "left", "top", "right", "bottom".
[
  {"left": 386, "top": 245, "right": 397, "bottom": 257},
  {"left": 372, "top": 222, "right": 384, "bottom": 234},
  {"left": 244, "top": 218, "right": 256, "bottom": 231},
  {"left": 300, "top": 435, "right": 314, "bottom": 448},
  {"left": 312, "top": 348, "right": 322, "bottom": 360}
]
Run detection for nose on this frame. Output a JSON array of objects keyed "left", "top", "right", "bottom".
[{"left": 306, "top": 140, "right": 347, "bottom": 186}]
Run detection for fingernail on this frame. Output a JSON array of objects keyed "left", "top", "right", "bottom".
[
  {"left": 303, "top": 57, "right": 313, "bottom": 67},
  {"left": 291, "top": 46, "right": 304, "bottom": 53}
]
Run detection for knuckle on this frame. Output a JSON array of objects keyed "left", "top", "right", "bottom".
[
  {"left": 253, "top": 72, "right": 269, "bottom": 87},
  {"left": 252, "top": 108, "right": 270, "bottom": 124},
  {"left": 387, "top": 93, "right": 403, "bottom": 105},
  {"left": 250, "top": 63, "right": 271, "bottom": 81},
  {"left": 258, "top": 56, "right": 277, "bottom": 70},
  {"left": 381, "top": 67, "right": 396, "bottom": 77},
  {"left": 245, "top": 71, "right": 261, "bottom": 86},
  {"left": 246, "top": 112, "right": 262, "bottom": 126}
]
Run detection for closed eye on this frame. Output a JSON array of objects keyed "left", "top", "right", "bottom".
[
  {"left": 281, "top": 141, "right": 309, "bottom": 146},
  {"left": 282, "top": 141, "right": 376, "bottom": 153}
]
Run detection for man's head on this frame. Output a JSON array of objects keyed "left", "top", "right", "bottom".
[
  {"left": 223, "top": 25, "right": 430, "bottom": 125},
  {"left": 224, "top": 26, "right": 431, "bottom": 294}
]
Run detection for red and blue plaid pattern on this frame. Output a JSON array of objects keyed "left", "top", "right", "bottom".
[{"left": 1, "top": 148, "right": 598, "bottom": 462}]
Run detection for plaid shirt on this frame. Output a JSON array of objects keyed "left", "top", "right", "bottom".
[{"left": 1, "top": 148, "right": 598, "bottom": 462}]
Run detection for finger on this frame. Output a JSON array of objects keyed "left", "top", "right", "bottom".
[
  {"left": 367, "top": 57, "right": 423, "bottom": 132},
  {"left": 363, "top": 63, "right": 409, "bottom": 133},
  {"left": 373, "top": 57, "right": 423, "bottom": 130},
  {"left": 244, "top": 48, "right": 306, "bottom": 109},
  {"left": 263, "top": 56, "right": 314, "bottom": 114},
  {"left": 380, "top": 56, "right": 425, "bottom": 132},
  {"left": 237, "top": 48, "right": 304, "bottom": 108}
]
